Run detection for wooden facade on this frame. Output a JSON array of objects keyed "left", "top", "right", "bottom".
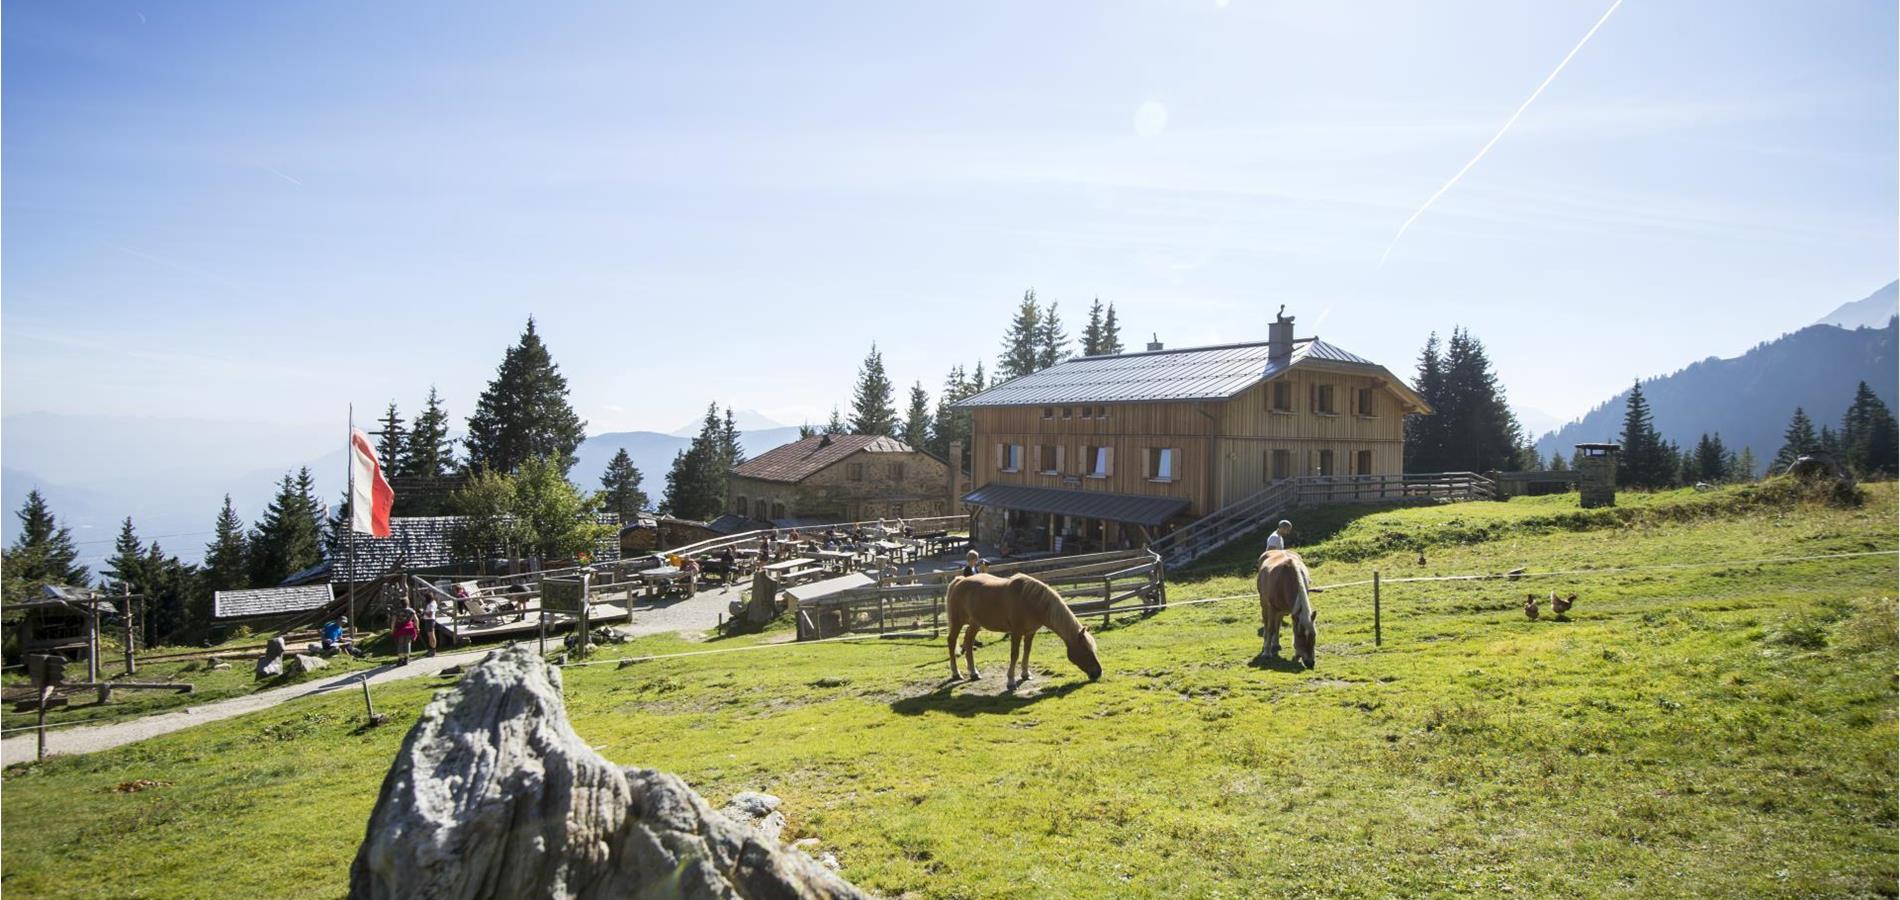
[{"left": 963, "top": 330, "right": 1426, "bottom": 550}]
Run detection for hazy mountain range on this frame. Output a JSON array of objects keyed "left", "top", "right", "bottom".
[
  {"left": 1815, "top": 281, "right": 1899, "bottom": 330},
  {"left": 1533, "top": 307, "right": 1897, "bottom": 474}
]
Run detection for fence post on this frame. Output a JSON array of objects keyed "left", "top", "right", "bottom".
[
  {"left": 1373, "top": 570, "right": 1382, "bottom": 647},
  {"left": 538, "top": 609, "right": 547, "bottom": 656}
]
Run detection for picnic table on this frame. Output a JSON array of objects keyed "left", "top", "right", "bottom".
[
  {"left": 761, "top": 556, "right": 826, "bottom": 587},
  {"left": 869, "top": 540, "right": 913, "bottom": 564},
  {"left": 810, "top": 549, "right": 857, "bottom": 573},
  {"left": 782, "top": 572, "right": 875, "bottom": 611},
  {"left": 638, "top": 565, "right": 696, "bottom": 599}
]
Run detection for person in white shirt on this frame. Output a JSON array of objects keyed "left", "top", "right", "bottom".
[{"left": 1265, "top": 520, "right": 1292, "bottom": 552}]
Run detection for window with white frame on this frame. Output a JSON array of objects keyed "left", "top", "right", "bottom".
[
  {"left": 1086, "top": 445, "right": 1111, "bottom": 477},
  {"left": 1146, "top": 447, "right": 1176, "bottom": 482}
]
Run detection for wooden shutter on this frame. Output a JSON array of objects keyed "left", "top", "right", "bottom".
[
  {"left": 1103, "top": 447, "right": 1114, "bottom": 477},
  {"left": 1055, "top": 445, "right": 1066, "bottom": 475},
  {"left": 995, "top": 443, "right": 1005, "bottom": 470}
]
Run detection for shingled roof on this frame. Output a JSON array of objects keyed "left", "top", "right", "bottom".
[
  {"left": 952, "top": 338, "right": 1429, "bottom": 411},
  {"left": 214, "top": 584, "right": 335, "bottom": 620},
  {"left": 730, "top": 434, "right": 919, "bottom": 484}
]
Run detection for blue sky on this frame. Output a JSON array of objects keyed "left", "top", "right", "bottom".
[{"left": 5, "top": 0, "right": 1895, "bottom": 440}]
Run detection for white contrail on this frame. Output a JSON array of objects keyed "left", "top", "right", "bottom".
[{"left": 1378, "top": 0, "right": 1624, "bottom": 266}]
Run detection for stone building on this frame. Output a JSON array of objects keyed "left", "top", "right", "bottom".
[{"left": 726, "top": 434, "right": 953, "bottom": 525}]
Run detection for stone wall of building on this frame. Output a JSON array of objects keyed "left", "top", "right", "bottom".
[{"left": 728, "top": 450, "right": 951, "bottom": 522}]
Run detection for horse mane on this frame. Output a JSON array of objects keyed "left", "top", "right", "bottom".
[{"left": 1012, "top": 574, "right": 1083, "bottom": 641}]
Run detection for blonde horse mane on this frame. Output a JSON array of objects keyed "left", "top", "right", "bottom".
[{"left": 1014, "top": 574, "right": 1084, "bottom": 640}]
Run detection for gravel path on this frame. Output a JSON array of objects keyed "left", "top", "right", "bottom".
[{"left": 2, "top": 582, "right": 775, "bottom": 766}]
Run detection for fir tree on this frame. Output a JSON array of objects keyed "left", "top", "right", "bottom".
[
  {"left": 849, "top": 344, "right": 898, "bottom": 436},
  {"left": 1548, "top": 451, "right": 1568, "bottom": 472},
  {"left": 375, "top": 402, "right": 406, "bottom": 476},
  {"left": 248, "top": 470, "right": 323, "bottom": 586},
  {"left": 1818, "top": 425, "right": 1842, "bottom": 458},
  {"left": 798, "top": 422, "right": 817, "bottom": 439},
  {"left": 1616, "top": 381, "right": 1675, "bottom": 488},
  {"left": 824, "top": 406, "right": 847, "bottom": 435},
  {"left": 138, "top": 543, "right": 198, "bottom": 645},
  {"left": 1694, "top": 433, "right": 1731, "bottom": 483},
  {"left": 1403, "top": 333, "right": 1447, "bottom": 472},
  {"left": 100, "top": 518, "right": 146, "bottom": 591},
  {"left": 464, "top": 317, "right": 588, "bottom": 475},
  {"left": 1735, "top": 446, "right": 1760, "bottom": 481},
  {"left": 202, "top": 495, "right": 250, "bottom": 594},
  {"left": 1440, "top": 329, "right": 1522, "bottom": 473},
  {"left": 928, "top": 365, "right": 973, "bottom": 461},
  {"left": 399, "top": 386, "right": 456, "bottom": 479},
  {"left": 1036, "top": 300, "right": 1069, "bottom": 369},
  {"left": 598, "top": 449, "right": 649, "bottom": 520},
  {"left": 2, "top": 490, "right": 90, "bottom": 601},
  {"left": 903, "top": 382, "right": 931, "bottom": 449},
  {"left": 1080, "top": 299, "right": 1106, "bottom": 356},
  {"left": 1772, "top": 407, "right": 1819, "bottom": 471},
  {"left": 997, "top": 290, "right": 1043, "bottom": 381},
  {"left": 659, "top": 406, "right": 728, "bottom": 521},
  {"left": 1101, "top": 304, "right": 1124, "bottom": 354},
  {"left": 1841, "top": 381, "right": 1898, "bottom": 477},
  {"left": 720, "top": 408, "right": 746, "bottom": 466}
]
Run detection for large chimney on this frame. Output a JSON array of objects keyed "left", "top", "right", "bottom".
[
  {"left": 1146, "top": 333, "right": 1164, "bottom": 352},
  {"left": 1268, "top": 305, "right": 1294, "bottom": 363}
]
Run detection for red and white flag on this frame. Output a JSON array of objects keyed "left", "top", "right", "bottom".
[{"left": 349, "top": 428, "right": 394, "bottom": 537}]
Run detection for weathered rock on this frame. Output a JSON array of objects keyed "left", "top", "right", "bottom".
[
  {"left": 286, "top": 654, "right": 327, "bottom": 676},
  {"left": 720, "top": 791, "right": 787, "bottom": 843},
  {"left": 348, "top": 644, "right": 871, "bottom": 900},
  {"left": 254, "top": 637, "right": 287, "bottom": 680}
]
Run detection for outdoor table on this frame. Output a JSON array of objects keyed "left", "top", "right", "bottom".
[{"left": 811, "top": 549, "right": 855, "bottom": 573}]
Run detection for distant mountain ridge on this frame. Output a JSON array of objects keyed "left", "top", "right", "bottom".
[
  {"left": 1535, "top": 317, "right": 1897, "bottom": 475},
  {"left": 1815, "top": 281, "right": 1898, "bottom": 329}
]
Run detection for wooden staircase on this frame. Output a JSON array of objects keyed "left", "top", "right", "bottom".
[{"left": 1149, "top": 472, "right": 1496, "bottom": 569}]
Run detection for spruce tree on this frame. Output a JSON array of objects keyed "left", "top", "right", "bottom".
[
  {"left": 598, "top": 449, "right": 649, "bottom": 520},
  {"left": 1735, "top": 446, "right": 1760, "bottom": 481},
  {"left": 928, "top": 365, "right": 974, "bottom": 461},
  {"left": 139, "top": 543, "right": 197, "bottom": 644},
  {"left": 1818, "top": 425, "right": 1842, "bottom": 458},
  {"left": 1616, "top": 381, "right": 1674, "bottom": 487},
  {"left": 202, "top": 495, "right": 250, "bottom": 593},
  {"left": 248, "top": 471, "right": 323, "bottom": 586},
  {"left": 1548, "top": 451, "right": 1568, "bottom": 471},
  {"left": 824, "top": 406, "right": 847, "bottom": 435},
  {"left": 997, "top": 290, "right": 1043, "bottom": 381},
  {"left": 375, "top": 402, "right": 406, "bottom": 475},
  {"left": 2, "top": 490, "right": 90, "bottom": 601},
  {"left": 1101, "top": 304, "right": 1123, "bottom": 354},
  {"left": 849, "top": 345, "right": 898, "bottom": 436},
  {"left": 1403, "top": 333, "right": 1447, "bottom": 472},
  {"left": 1694, "top": 433, "right": 1731, "bottom": 483},
  {"left": 400, "top": 386, "right": 456, "bottom": 479},
  {"left": 1036, "top": 300, "right": 1069, "bottom": 369},
  {"left": 798, "top": 422, "right": 817, "bottom": 439},
  {"left": 1841, "top": 381, "right": 1898, "bottom": 476},
  {"left": 1081, "top": 299, "right": 1106, "bottom": 356},
  {"left": 101, "top": 518, "right": 146, "bottom": 591},
  {"left": 903, "top": 382, "right": 931, "bottom": 449},
  {"left": 1439, "top": 329, "right": 1522, "bottom": 473},
  {"left": 720, "top": 408, "right": 745, "bottom": 466},
  {"left": 1772, "top": 407, "right": 1819, "bottom": 471},
  {"left": 659, "top": 407, "right": 728, "bottom": 521},
  {"left": 464, "top": 318, "right": 588, "bottom": 475}
]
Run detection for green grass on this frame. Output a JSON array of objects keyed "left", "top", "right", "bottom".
[
  {"left": 2, "top": 632, "right": 396, "bottom": 731},
  {"left": 5, "top": 483, "right": 1895, "bottom": 898}
]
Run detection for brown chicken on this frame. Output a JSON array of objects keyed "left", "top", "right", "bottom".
[
  {"left": 1417, "top": 550, "right": 1427, "bottom": 567},
  {"left": 1523, "top": 593, "right": 1540, "bottom": 620},
  {"left": 1552, "top": 592, "right": 1576, "bottom": 617}
]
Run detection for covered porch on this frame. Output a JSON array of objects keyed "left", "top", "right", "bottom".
[{"left": 962, "top": 483, "right": 1188, "bottom": 556}]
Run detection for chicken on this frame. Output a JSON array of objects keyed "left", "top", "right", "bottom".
[
  {"left": 1417, "top": 550, "right": 1428, "bottom": 567},
  {"left": 1552, "top": 592, "right": 1575, "bottom": 617},
  {"left": 1523, "top": 593, "right": 1540, "bottom": 620}
]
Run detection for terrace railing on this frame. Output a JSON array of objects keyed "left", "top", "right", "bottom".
[{"left": 1150, "top": 471, "right": 1495, "bottom": 569}]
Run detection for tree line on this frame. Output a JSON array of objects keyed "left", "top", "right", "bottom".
[
  {"left": 1598, "top": 378, "right": 1893, "bottom": 488},
  {"left": 658, "top": 290, "right": 1127, "bottom": 521}
]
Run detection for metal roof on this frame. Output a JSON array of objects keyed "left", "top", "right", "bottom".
[
  {"left": 962, "top": 483, "right": 1190, "bottom": 526},
  {"left": 952, "top": 338, "right": 1426, "bottom": 410},
  {"left": 731, "top": 434, "right": 926, "bottom": 484},
  {"left": 214, "top": 584, "right": 335, "bottom": 620}
]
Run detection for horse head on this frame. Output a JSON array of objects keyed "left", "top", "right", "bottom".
[
  {"left": 1066, "top": 623, "right": 1103, "bottom": 681},
  {"left": 1292, "top": 607, "right": 1318, "bottom": 669}
]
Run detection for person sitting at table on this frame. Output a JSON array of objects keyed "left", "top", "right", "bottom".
[
  {"left": 823, "top": 537, "right": 840, "bottom": 552},
  {"left": 960, "top": 550, "right": 982, "bottom": 577}
]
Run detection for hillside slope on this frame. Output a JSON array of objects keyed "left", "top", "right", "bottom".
[
  {"left": 1816, "top": 280, "right": 1899, "bottom": 329},
  {"left": 1536, "top": 319, "right": 1897, "bottom": 472},
  {"left": 5, "top": 484, "right": 1894, "bottom": 898}
]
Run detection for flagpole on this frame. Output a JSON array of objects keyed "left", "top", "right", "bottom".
[{"left": 345, "top": 403, "right": 356, "bottom": 638}]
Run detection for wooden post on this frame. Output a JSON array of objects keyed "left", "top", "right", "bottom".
[
  {"left": 1373, "top": 570, "right": 1382, "bottom": 647},
  {"left": 36, "top": 686, "right": 49, "bottom": 761},
  {"left": 538, "top": 609, "right": 547, "bottom": 656},
  {"left": 86, "top": 605, "right": 100, "bottom": 684},
  {"left": 122, "top": 584, "right": 136, "bottom": 676},
  {"left": 360, "top": 673, "right": 380, "bottom": 723}
]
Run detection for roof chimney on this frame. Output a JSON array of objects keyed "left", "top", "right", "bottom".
[
  {"left": 818, "top": 433, "right": 833, "bottom": 448},
  {"left": 1146, "top": 333, "right": 1164, "bottom": 352},
  {"left": 1269, "top": 305, "right": 1294, "bottom": 363}
]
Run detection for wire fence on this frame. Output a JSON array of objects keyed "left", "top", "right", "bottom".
[{"left": 7, "top": 548, "right": 1894, "bottom": 742}]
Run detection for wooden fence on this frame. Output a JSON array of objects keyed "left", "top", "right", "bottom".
[{"left": 794, "top": 549, "right": 1166, "bottom": 641}]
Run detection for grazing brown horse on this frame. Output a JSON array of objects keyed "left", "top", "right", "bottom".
[
  {"left": 1256, "top": 549, "right": 1319, "bottom": 668},
  {"left": 945, "top": 573, "right": 1102, "bottom": 689}
]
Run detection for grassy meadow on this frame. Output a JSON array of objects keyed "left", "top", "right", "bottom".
[{"left": 4, "top": 482, "right": 1895, "bottom": 898}]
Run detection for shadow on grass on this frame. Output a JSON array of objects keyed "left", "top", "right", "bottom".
[
  {"left": 890, "top": 679, "right": 1087, "bottom": 717},
  {"left": 1176, "top": 500, "right": 1440, "bottom": 579},
  {"left": 1246, "top": 653, "right": 1311, "bottom": 674}
]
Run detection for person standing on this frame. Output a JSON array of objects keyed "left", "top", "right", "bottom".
[
  {"left": 419, "top": 594, "right": 439, "bottom": 658},
  {"left": 1265, "top": 520, "right": 1293, "bottom": 553},
  {"left": 392, "top": 608, "right": 420, "bottom": 666}
]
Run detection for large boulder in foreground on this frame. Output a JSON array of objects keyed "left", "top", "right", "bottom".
[{"left": 348, "top": 644, "right": 869, "bottom": 900}]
